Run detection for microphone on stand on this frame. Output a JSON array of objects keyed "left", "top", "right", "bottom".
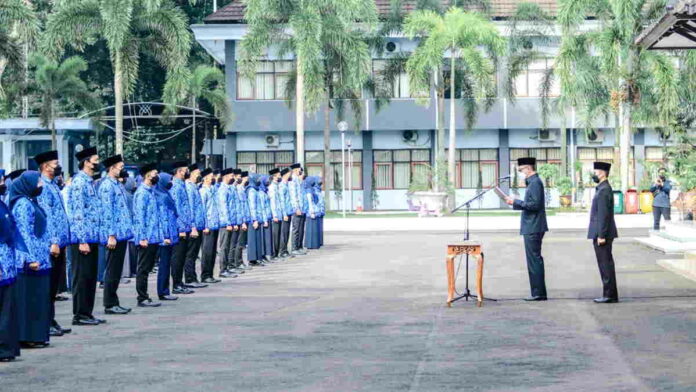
[{"left": 497, "top": 175, "right": 511, "bottom": 182}]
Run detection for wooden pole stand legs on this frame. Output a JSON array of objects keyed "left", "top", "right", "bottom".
[{"left": 445, "top": 242, "right": 484, "bottom": 308}]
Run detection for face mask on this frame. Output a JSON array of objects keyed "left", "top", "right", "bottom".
[
  {"left": 32, "top": 186, "right": 43, "bottom": 197},
  {"left": 165, "top": 182, "right": 173, "bottom": 190},
  {"left": 53, "top": 165, "right": 63, "bottom": 177},
  {"left": 236, "top": 178, "right": 243, "bottom": 184},
  {"left": 119, "top": 169, "right": 128, "bottom": 178},
  {"left": 56, "top": 179, "right": 65, "bottom": 189},
  {"left": 659, "top": 175, "right": 666, "bottom": 181},
  {"left": 150, "top": 175, "right": 160, "bottom": 185},
  {"left": 591, "top": 175, "right": 600, "bottom": 184},
  {"left": 210, "top": 179, "right": 216, "bottom": 185},
  {"left": 93, "top": 161, "right": 103, "bottom": 172},
  {"left": 184, "top": 171, "right": 190, "bottom": 180},
  {"left": 275, "top": 177, "right": 281, "bottom": 183},
  {"left": 0, "top": 184, "right": 6, "bottom": 195}
]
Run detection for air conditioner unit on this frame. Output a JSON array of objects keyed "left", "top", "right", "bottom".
[
  {"left": 586, "top": 130, "right": 605, "bottom": 144},
  {"left": 265, "top": 134, "right": 280, "bottom": 148},
  {"left": 402, "top": 130, "right": 418, "bottom": 143},
  {"left": 538, "top": 129, "right": 556, "bottom": 142},
  {"left": 385, "top": 41, "right": 400, "bottom": 53}
]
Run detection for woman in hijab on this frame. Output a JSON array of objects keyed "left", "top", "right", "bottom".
[
  {"left": 304, "top": 177, "right": 320, "bottom": 250},
  {"left": 154, "top": 173, "right": 180, "bottom": 301},
  {"left": 313, "top": 177, "right": 325, "bottom": 248},
  {"left": 0, "top": 171, "right": 26, "bottom": 361},
  {"left": 246, "top": 174, "right": 264, "bottom": 265},
  {"left": 10, "top": 171, "right": 52, "bottom": 348},
  {"left": 259, "top": 175, "right": 274, "bottom": 261}
]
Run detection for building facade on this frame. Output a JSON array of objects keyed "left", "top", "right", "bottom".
[{"left": 192, "top": 1, "right": 674, "bottom": 210}]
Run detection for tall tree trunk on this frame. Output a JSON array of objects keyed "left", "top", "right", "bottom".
[
  {"left": 435, "top": 68, "right": 445, "bottom": 193},
  {"left": 114, "top": 54, "right": 124, "bottom": 154},
  {"left": 50, "top": 102, "right": 56, "bottom": 149},
  {"left": 191, "top": 98, "right": 197, "bottom": 164},
  {"left": 447, "top": 53, "right": 456, "bottom": 210},
  {"left": 619, "top": 103, "right": 631, "bottom": 192},
  {"left": 560, "top": 107, "right": 567, "bottom": 176},
  {"left": 296, "top": 56, "right": 305, "bottom": 165},
  {"left": 323, "top": 90, "right": 332, "bottom": 211}
]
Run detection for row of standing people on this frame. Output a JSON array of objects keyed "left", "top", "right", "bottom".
[{"left": 0, "top": 146, "right": 324, "bottom": 362}]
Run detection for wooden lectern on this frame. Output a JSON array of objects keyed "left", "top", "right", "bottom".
[{"left": 446, "top": 241, "right": 484, "bottom": 307}]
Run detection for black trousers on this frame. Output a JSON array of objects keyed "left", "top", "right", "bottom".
[
  {"left": 70, "top": 243, "right": 99, "bottom": 320},
  {"left": 184, "top": 234, "right": 203, "bottom": 283},
  {"left": 235, "top": 230, "right": 247, "bottom": 266},
  {"left": 171, "top": 235, "right": 188, "bottom": 288},
  {"left": 0, "top": 283, "right": 20, "bottom": 359},
  {"left": 216, "top": 229, "right": 232, "bottom": 272},
  {"left": 272, "top": 221, "right": 282, "bottom": 257},
  {"left": 128, "top": 243, "right": 137, "bottom": 277},
  {"left": 280, "top": 218, "right": 291, "bottom": 255},
  {"left": 593, "top": 238, "right": 618, "bottom": 300},
  {"left": 49, "top": 247, "right": 67, "bottom": 326},
  {"left": 200, "top": 230, "right": 218, "bottom": 280},
  {"left": 136, "top": 244, "right": 159, "bottom": 303},
  {"left": 653, "top": 206, "right": 671, "bottom": 230},
  {"left": 523, "top": 233, "right": 547, "bottom": 298},
  {"left": 103, "top": 241, "right": 127, "bottom": 308},
  {"left": 230, "top": 229, "right": 242, "bottom": 268},
  {"left": 298, "top": 215, "right": 306, "bottom": 248},
  {"left": 292, "top": 214, "right": 306, "bottom": 251}
]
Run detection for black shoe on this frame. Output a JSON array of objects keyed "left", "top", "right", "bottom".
[
  {"left": 230, "top": 268, "right": 245, "bottom": 274},
  {"left": 72, "top": 317, "right": 100, "bottom": 326},
  {"left": 524, "top": 296, "right": 548, "bottom": 301},
  {"left": 202, "top": 277, "right": 221, "bottom": 284},
  {"left": 55, "top": 294, "right": 69, "bottom": 301},
  {"left": 186, "top": 282, "right": 208, "bottom": 288},
  {"left": 158, "top": 295, "right": 179, "bottom": 301},
  {"left": 593, "top": 297, "right": 618, "bottom": 304},
  {"left": 0, "top": 356, "right": 16, "bottom": 362},
  {"left": 105, "top": 306, "right": 131, "bottom": 315},
  {"left": 219, "top": 271, "right": 237, "bottom": 278},
  {"left": 91, "top": 317, "right": 107, "bottom": 324},
  {"left": 173, "top": 287, "right": 195, "bottom": 294},
  {"left": 138, "top": 299, "right": 162, "bottom": 307},
  {"left": 49, "top": 326, "right": 64, "bottom": 337},
  {"left": 59, "top": 326, "right": 72, "bottom": 334},
  {"left": 21, "top": 342, "right": 49, "bottom": 349},
  {"left": 98, "top": 282, "right": 104, "bottom": 289}
]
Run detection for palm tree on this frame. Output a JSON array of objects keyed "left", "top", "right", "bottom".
[
  {"left": 30, "top": 55, "right": 100, "bottom": 148},
  {"left": 43, "top": 0, "right": 192, "bottom": 155},
  {"left": 0, "top": 0, "right": 39, "bottom": 98},
  {"left": 556, "top": 0, "right": 684, "bottom": 192},
  {"left": 240, "top": 0, "right": 378, "bottom": 171},
  {"left": 403, "top": 7, "right": 503, "bottom": 203},
  {"left": 163, "top": 64, "right": 232, "bottom": 163}
]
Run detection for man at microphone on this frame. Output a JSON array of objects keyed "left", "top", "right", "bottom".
[{"left": 505, "top": 157, "right": 548, "bottom": 301}]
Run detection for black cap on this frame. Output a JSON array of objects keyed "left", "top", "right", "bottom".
[
  {"left": 34, "top": 150, "right": 58, "bottom": 165},
  {"left": 268, "top": 168, "right": 280, "bottom": 175},
  {"left": 188, "top": 164, "right": 200, "bottom": 172},
  {"left": 213, "top": 169, "right": 221, "bottom": 175},
  {"left": 75, "top": 146, "right": 98, "bottom": 161},
  {"left": 241, "top": 171, "right": 249, "bottom": 178},
  {"left": 200, "top": 168, "right": 213, "bottom": 177},
  {"left": 7, "top": 169, "right": 26, "bottom": 180},
  {"left": 171, "top": 161, "right": 189, "bottom": 171},
  {"left": 280, "top": 168, "right": 290, "bottom": 176},
  {"left": 139, "top": 163, "right": 157, "bottom": 176},
  {"left": 221, "top": 168, "right": 234, "bottom": 176},
  {"left": 233, "top": 169, "right": 242, "bottom": 175},
  {"left": 593, "top": 162, "right": 611, "bottom": 172},
  {"left": 517, "top": 157, "right": 536, "bottom": 166},
  {"left": 290, "top": 163, "right": 301, "bottom": 169},
  {"left": 103, "top": 154, "right": 123, "bottom": 168}
]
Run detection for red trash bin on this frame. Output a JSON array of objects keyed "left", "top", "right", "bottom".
[{"left": 624, "top": 189, "right": 639, "bottom": 214}]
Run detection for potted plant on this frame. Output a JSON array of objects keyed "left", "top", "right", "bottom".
[
  {"left": 537, "top": 163, "right": 560, "bottom": 207},
  {"left": 556, "top": 176, "right": 573, "bottom": 207},
  {"left": 408, "top": 159, "right": 451, "bottom": 216}
]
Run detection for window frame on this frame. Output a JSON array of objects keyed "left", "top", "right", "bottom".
[{"left": 236, "top": 60, "right": 293, "bottom": 101}]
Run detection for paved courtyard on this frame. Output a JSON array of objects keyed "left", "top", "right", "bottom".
[{"left": 2, "top": 229, "right": 696, "bottom": 392}]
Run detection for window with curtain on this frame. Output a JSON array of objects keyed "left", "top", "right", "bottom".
[
  {"left": 235, "top": 151, "right": 295, "bottom": 173},
  {"left": 457, "top": 149, "right": 498, "bottom": 188},
  {"left": 513, "top": 58, "right": 560, "bottom": 98},
  {"left": 372, "top": 149, "right": 431, "bottom": 189},
  {"left": 237, "top": 60, "right": 293, "bottom": 100},
  {"left": 372, "top": 60, "right": 428, "bottom": 98},
  {"left": 577, "top": 147, "right": 635, "bottom": 186},
  {"left": 305, "top": 150, "right": 363, "bottom": 190}
]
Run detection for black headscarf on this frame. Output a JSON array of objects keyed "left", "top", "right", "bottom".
[{"left": 9, "top": 170, "right": 48, "bottom": 237}]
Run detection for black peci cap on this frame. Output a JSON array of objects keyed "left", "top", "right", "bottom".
[
  {"left": 34, "top": 150, "right": 58, "bottom": 166},
  {"left": 221, "top": 168, "right": 234, "bottom": 176},
  {"left": 139, "top": 163, "right": 157, "bottom": 176},
  {"left": 103, "top": 154, "right": 123, "bottom": 168},
  {"left": 593, "top": 162, "right": 611, "bottom": 172},
  {"left": 188, "top": 164, "right": 200, "bottom": 172},
  {"left": 171, "top": 161, "right": 189, "bottom": 170},
  {"left": 517, "top": 157, "right": 536, "bottom": 166},
  {"left": 241, "top": 171, "right": 249, "bottom": 178},
  {"left": 268, "top": 168, "right": 280, "bottom": 175},
  {"left": 280, "top": 168, "right": 290, "bottom": 176},
  {"left": 75, "top": 146, "right": 98, "bottom": 161},
  {"left": 290, "top": 163, "right": 301, "bottom": 169},
  {"left": 200, "top": 168, "right": 213, "bottom": 177}
]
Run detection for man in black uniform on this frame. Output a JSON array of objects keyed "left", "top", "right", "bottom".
[
  {"left": 505, "top": 157, "right": 549, "bottom": 301},
  {"left": 588, "top": 162, "right": 619, "bottom": 303}
]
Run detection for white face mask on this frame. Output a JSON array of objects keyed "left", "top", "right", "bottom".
[{"left": 517, "top": 170, "right": 527, "bottom": 180}]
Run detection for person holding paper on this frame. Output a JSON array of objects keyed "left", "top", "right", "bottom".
[{"left": 505, "top": 157, "right": 549, "bottom": 301}]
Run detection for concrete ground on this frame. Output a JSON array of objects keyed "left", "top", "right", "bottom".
[{"left": 2, "top": 229, "right": 696, "bottom": 392}]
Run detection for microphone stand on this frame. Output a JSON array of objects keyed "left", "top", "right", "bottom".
[{"left": 449, "top": 178, "right": 509, "bottom": 303}]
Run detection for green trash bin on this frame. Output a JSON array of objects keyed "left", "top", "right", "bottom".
[{"left": 613, "top": 191, "right": 624, "bottom": 214}]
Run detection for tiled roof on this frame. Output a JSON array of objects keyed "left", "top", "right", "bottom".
[{"left": 204, "top": 0, "right": 559, "bottom": 23}]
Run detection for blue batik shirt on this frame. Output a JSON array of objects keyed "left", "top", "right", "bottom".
[
  {"left": 314, "top": 185, "right": 325, "bottom": 217},
  {"left": 289, "top": 175, "right": 302, "bottom": 214},
  {"left": 133, "top": 184, "right": 164, "bottom": 244},
  {"left": 200, "top": 185, "right": 220, "bottom": 230},
  {"left": 13, "top": 198, "right": 51, "bottom": 274},
  {"left": 186, "top": 181, "right": 206, "bottom": 231},
  {"left": 248, "top": 188, "right": 262, "bottom": 223},
  {"left": 279, "top": 181, "right": 293, "bottom": 216},
  {"left": 268, "top": 182, "right": 284, "bottom": 220},
  {"left": 37, "top": 175, "right": 71, "bottom": 248},
  {"left": 237, "top": 184, "right": 251, "bottom": 224},
  {"left": 98, "top": 176, "right": 134, "bottom": 242},
  {"left": 66, "top": 171, "right": 104, "bottom": 244},
  {"left": 260, "top": 190, "right": 272, "bottom": 222},
  {"left": 227, "top": 184, "right": 242, "bottom": 226},
  {"left": 0, "top": 242, "right": 17, "bottom": 286},
  {"left": 216, "top": 183, "right": 231, "bottom": 227},
  {"left": 170, "top": 177, "right": 192, "bottom": 234}
]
